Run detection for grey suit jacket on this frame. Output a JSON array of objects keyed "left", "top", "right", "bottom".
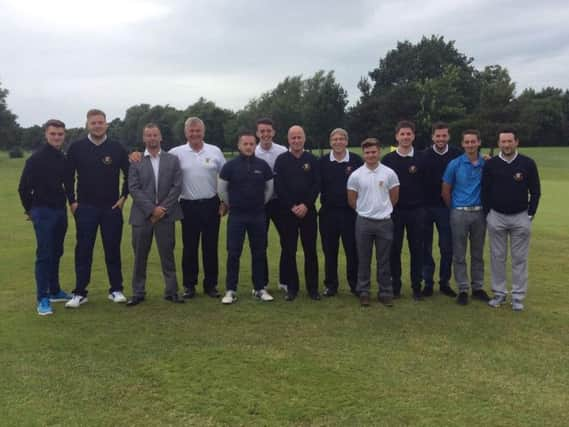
[{"left": 128, "top": 151, "right": 183, "bottom": 225}]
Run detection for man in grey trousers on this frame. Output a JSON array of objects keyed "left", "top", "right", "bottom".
[
  {"left": 347, "top": 138, "right": 400, "bottom": 307},
  {"left": 126, "top": 123, "right": 184, "bottom": 306},
  {"left": 482, "top": 128, "right": 541, "bottom": 311},
  {"left": 442, "top": 129, "right": 491, "bottom": 306}
]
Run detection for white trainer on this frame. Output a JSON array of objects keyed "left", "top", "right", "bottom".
[
  {"left": 108, "top": 291, "right": 127, "bottom": 303},
  {"left": 65, "top": 295, "right": 88, "bottom": 308},
  {"left": 253, "top": 289, "right": 274, "bottom": 302},
  {"left": 221, "top": 291, "right": 237, "bottom": 304},
  {"left": 278, "top": 283, "right": 288, "bottom": 292}
]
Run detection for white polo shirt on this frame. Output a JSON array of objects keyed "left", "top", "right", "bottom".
[
  {"left": 255, "top": 142, "right": 287, "bottom": 171},
  {"left": 169, "top": 142, "right": 226, "bottom": 200},
  {"left": 347, "top": 163, "right": 399, "bottom": 220}
]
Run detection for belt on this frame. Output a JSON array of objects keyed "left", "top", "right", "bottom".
[
  {"left": 455, "top": 206, "right": 482, "bottom": 212},
  {"left": 360, "top": 215, "right": 391, "bottom": 222},
  {"left": 181, "top": 196, "right": 219, "bottom": 204}
]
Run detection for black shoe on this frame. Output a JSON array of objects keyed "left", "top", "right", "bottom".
[
  {"left": 323, "top": 288, "right": 337, "bottom": 297},
  {"left": 412, "top": 289, "right": 424, "bottom": 301},
  {"left": 126, "top": 296, "right": 145, "bottom": 306},
  {"left": 440, "top": 285, "right": 457, "bottom": 297},
  {"left": 164, "top": 294, "right": 185, "bottom": 304},
  {"left": 284, "top": 293, "right": 297, "bottom": 301},
  {"left": 472, "top": 289, "right": 490, "bottom": 302},
  {"left": 360, "top": 293, "right": 370, "bottom": 307},
  {"left": 205, "top": 288, "right": 221, "bottom": 298},
  {"left": 378, "top": 295, "right": 393, "bottom": 307},
  {"left": 457, "top": 292, "right": 469, "bottom": 305},
  {"left": 422, "top": 286, "right": 434, "bottom": 297},
  {"left": 183, "top": 287, "right": 195, "bottom": 299},
  {"left": 309, "top": 292, "right": 321, "bottom": 301}
]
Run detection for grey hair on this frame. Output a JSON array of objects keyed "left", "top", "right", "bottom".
[
  {"left": 329, "top": 128, "right": 348, "bottom": 140},
  {"left": 184, "top": 116, "right": 205, "bottom": 131}
]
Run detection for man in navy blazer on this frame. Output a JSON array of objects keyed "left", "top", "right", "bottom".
[{"left": 127, "top": 123, "right": 184, "bottom": 305}]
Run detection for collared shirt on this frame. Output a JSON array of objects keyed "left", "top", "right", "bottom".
[
  {"left": 255, "top": 142, "right": 287, "bottom": 171},
  {"left": 329, "top": 150, "right": 350, "bottom": 163},
  {"left": 347, "top": 163, "right": 399, "bottom": 220},
  {"left": 87, "top": 134, "right": 108, "bottom": 146},
  {"left": 498, "top": 151, "right": 518, "bottom": 164},
  {"left": 432, "top": 145, "right": 449, "bottom": 156},
  {"left": 443, "top": 154, "right": 485, "bottom": 208},
  {"left": 169, "top": 142, "right": 226, "bottom": 200},
  {"left": 396, "top": 147, "right": 414, "bottom": 158},
  {"left": 144, "top": 149, "right": 161, "bottom": 197}
]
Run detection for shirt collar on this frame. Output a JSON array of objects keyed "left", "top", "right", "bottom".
[
  {"left": 87, "top": 134, "right": 107, "bottom": 145},
  {"left": 499, "top": 151, "right": 518, "bottom": 164},
  {"left": 432, "top": 145, "right": 448, "bottom": 155},
  {"left": 187, "top": 141, "right": 205, "bottom": 153},
  {"left": 396, "top": 147, "right": 414, "bottom": 157},
  {"left": 257, "top": 142, "right": 275, "bottom": 153},
  {"left": 144, "top": 149, "right": 161, "bottom": 158},
  {"left": 365, "top": 163, "right": 380, "bottom": 173},
  {"left": 329, "top": 150, "right": 349, "bottom": 163},
  {"left": 460, "top": 153, "right": 483, "bottom": 165}
]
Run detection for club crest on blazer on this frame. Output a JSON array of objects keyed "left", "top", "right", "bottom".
[
  {"left": 408, "top": 165, "right": 417, "bottom": 174},
  {"left": 102, "top": 156, "right": 113, "bottom": 165},
  {"left": 302, "top": 163, "right": 311, "bottom": 172},
  {"left": 513, "top": 172, "right": 524, "bottom": 182}
]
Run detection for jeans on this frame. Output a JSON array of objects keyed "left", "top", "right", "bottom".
[{"left": 422, "top": 206, "right": 453, "bottom": 288}]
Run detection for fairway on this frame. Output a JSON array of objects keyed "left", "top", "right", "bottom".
[{"left": 1, "top": 147, "right": 568, "bottom": 426}]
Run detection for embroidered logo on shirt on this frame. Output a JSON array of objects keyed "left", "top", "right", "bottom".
[
  {"left": 102, "top": 156, "right": 113, "bottom": 165},
  {"left": 408, "top": 165, "right": 417, "bottom": 174},
  {"left": 379, "top": 181, "right": 384, "bottom": 187},
  {"left": 302, "top": 163, "right": 311, "bottom": 172},
  {"left": 205, "top": 158, "right": 211, "bottom": 164},
  {"left": 513, "top": 172, "right": 524, "bottom": 182}
]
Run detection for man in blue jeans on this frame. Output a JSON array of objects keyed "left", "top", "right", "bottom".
[
  {"left": 218, "top": 130, "right": 274, "bottom": 304},
  {"left": 18, "top": 119, "right": 72, "bottom": 315},
  {"left": 64, "top": 109, "right": 130, "bottom": 308}
]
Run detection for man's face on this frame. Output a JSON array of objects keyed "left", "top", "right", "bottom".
[
  {"left": 185, "top": 123, "right": 205, "bottom": 144},
  {"left": 256, "top": 124, "right": 275, "bottom": 145},
  {"left": 45, "top": 126, "right": 65, "bottom": 150},
  {"left": 238, "top": 135, "right": 257, "bottom": 156},
  {"left": 86, "top": 114, "right": 108, "bottom": 138},
  {"left": 432, "top": 128, "right": 450, "bottom": 150},
  {"left": 498, "top": 132, "right": 518, "bottom": 156},
  {"left": 363, "top": 146, "right": 380, "bottom": 165},
  {"left": 288, "top": 127, "right": 305, "bottom": 153},
  {"left": 329, "top": 132, "right": 348, "bottom": 154},
  {"left": 395, "top": 127, "right": 415, "bottom": 149},
  {"left": 461, "top": 133, "right": 481, "bottom": 154},
  {"left": 143, "top": 127, "right": 162, "bottom": 150}
]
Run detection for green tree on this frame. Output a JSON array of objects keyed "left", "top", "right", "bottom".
[
  {"left": 20, "top": 125, "right": 43, "bottom": 151},
  {"left": 0, "top": 82, "right": 21, "bottom": 150}
]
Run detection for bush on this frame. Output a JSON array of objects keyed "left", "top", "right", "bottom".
[{"left": 9, "top": 147, "right": 24, "bottom": 158}]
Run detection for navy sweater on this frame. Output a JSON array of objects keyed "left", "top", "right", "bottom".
[
  {"left": 382, "top": 150, "right": 425, "bottom": 209},
  {"left": 421, "top": 145, "right": 462, "bottom": 207},
  {"left": 274, "top": 151, "right": 320, "bottom": 210},
  {"left": 319, "top": 152, "right": 363, "bottom": 209}
]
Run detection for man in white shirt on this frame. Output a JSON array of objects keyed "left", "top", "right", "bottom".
[
  {"left": 169, "top": 117, "right": 226, "bottom": 299},
  {"left": 347, "top": 138, "right": 400, "bottom": 307},
  {"left": 254, "top": 118, "right": 288, "bottom": 292}
]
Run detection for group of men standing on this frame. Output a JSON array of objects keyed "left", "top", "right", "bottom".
[{"left": 18, "top": 111, "right": 541, "bottom": 316}]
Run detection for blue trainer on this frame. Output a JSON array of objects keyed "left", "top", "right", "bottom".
[
  {"left": 50, "top": 290, "right": 72, "bottom": 302},
  {"left": 37, "top": 298, "right": 53, "bottom": 316}
]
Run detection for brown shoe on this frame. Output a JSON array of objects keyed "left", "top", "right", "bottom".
[
  {"left": 378, "top": 295, "right": 393, "bottom": 307},
  {"left": 360, "top": 294, "right": 370, "bottom": 307}
]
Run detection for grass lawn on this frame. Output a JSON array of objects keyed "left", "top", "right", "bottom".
[{"left": 0, "top": 147, "right": 568, "bottom": 426}]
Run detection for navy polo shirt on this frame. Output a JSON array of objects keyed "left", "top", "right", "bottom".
[
  {"left": 219, "top": 154, "right": 272, "bottom": 213},
  {"left": 443, "top": 154, "right": 485, "bottom": 208}
]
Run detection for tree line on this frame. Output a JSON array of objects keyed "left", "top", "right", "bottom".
[{"left": 2, "top": 35, "right": 568, "bottom": 153}]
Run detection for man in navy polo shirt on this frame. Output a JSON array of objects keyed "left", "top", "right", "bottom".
[
  {"left": 442, "top": 129, "right": 491, "bottom": 306},
  {"left": 64, "top": 109, "right": 130, "bottom": 308},
  {"left": 218, "top": 130, "right": 274, "bottom": 304}
]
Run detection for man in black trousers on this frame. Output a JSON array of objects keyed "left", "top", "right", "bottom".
[
  {"left": 319, "top": 128, "right": 362, "bottom": 296},
  {"left": 421, "top": 122, "right": 461, "bottom": 297},
  {"left": 382, "top": 120, "right": 426, "bottom": 301},
  {"left": 65, "top": 109, "right": 130, "bottom": 308},
  {"left": 274, "top": 125, "right": 321, "bottom": 301}
]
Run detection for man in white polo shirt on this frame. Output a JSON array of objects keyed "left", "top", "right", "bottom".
[
  {"left": 347, "top": 138, "right": 400, "bottom": 307},
  {"left": 169, "top": 117, "right": 226, "bottom": 299},
  {"left": 254, "top": 117, "right": 288, "bottom": 292}
]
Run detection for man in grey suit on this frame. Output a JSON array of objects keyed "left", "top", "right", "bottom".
[{"left": 126, "top": 123, "right": 184, "bottom": 306}]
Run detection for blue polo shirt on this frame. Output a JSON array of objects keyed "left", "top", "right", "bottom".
[{"left": 443, "top": 154, "right": 485, "bottom": 208}]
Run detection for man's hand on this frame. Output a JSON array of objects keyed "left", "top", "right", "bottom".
[
  {"left": 219, "top": 202, "right": 228, "bottom": 217},
  {"left": 112, "top": 196, "right": 126, "bottom": 210},
  {"left": 25, "top": 212, "right": 31, "bottom": 221},
  {"left": 70, "top": 202, "right": 79, "bottom": 215},
  {"left": 129, "top": 151, "right": 143, "bottom": 163},
  {"left": 291, "top": 204, "right": 308, "bottom": 219},
  {"left": 150, "top": 206, "right": 167, "bottom": 224}
]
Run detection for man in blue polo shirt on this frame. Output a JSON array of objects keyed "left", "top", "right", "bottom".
[
  {"left": 442, "top": 129, "right": 491, "bottom": 306},
  {"left": 218, "top": 130, "right": 274, "bottom": 304}
]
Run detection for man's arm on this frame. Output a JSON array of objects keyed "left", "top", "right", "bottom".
[
  {"left": 389, "top": 186, "right": 400, "bottom": 207},
  {"left": 264, "top": 179, "right": 274, "bottom": 204},
  {"left": 441, "top": 183, "right": 452, "bottom": 208},
  {"left": 347, "top": 189, "right": 358, "bottom": 210},
  {"left": 18, "top": 158, "right": 34, "bottom": 218},
  {"left": 112, "top": 146, "right": 130, "bottom": 209},
  {"left": 527, "top": 159, "right": 541, "bottom": 217},
  {"left": 217, "top": 178, "right": 229, "bottom": 207},
  {"left": 128, "top": 162, "right": 156, "bottom": 218},
  {"left": 307, "top": 156, "right": 321, "bottom": 208},
  {"left": 274, "top": 156, "right": 294, "bottom": 210},
  {"left": 481, "top": 161, "right": 492, "bottom": 215},
  {"left": 159, "top": 156, "right": 183, "bottom": 213},
  {"left": 64, "top": 145, "right": 78, "bottom": 211}
]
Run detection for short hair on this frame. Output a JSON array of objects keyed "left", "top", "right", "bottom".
[
  {"left": 361, "top": 138, "right": 381, "bottom": 150},
  {"left": 395, "top": 120, "right": 415, "bottom": 133},
  {"left": 184, "top": 116, "right": 205, "bottom": 130},
  {"left": 329, "top": 128, "right": 348, "bottom": 140},
  {"left": 256, "top": 117, "right": 274, "bottom": 128},
  {"left": 431, "top": 121, "right": 449, "bottom": 134},
  {"left": 238, "top": 129, "right": 257, "bottom": 142},
  {"left": 143, "top": 122, "right": 160, "bottom": 130},
  {"left": 86, "top": 109, "right": 106, "bottom": 119},
  {"left": 461, "top": 129, "right": 481, "bottom": 140},
  {"left": 43, "top": 119, "right": 65, "bottom": 130},
  {"left": 498, "top": 126, "right": 518, "bottom": 140}
]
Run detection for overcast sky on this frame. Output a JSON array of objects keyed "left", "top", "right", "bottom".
[{"left": 1, "top": 0, "right": 568, "bottom": 127}]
